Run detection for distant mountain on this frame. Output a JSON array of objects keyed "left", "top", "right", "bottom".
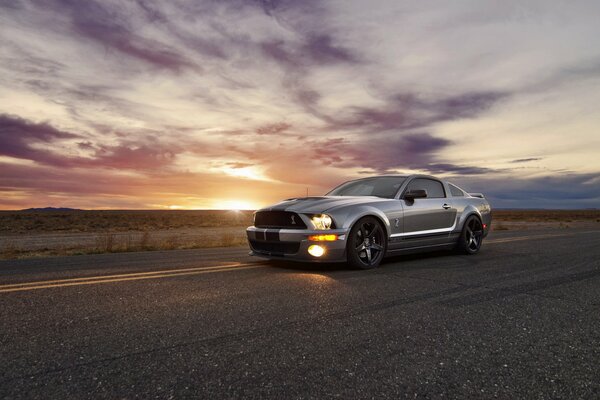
[{"left": 21, "top": 207, "right": 82, "bottom": 212}]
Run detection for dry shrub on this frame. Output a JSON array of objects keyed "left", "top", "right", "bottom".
[
  {"left": 124, "top": 234, "right": 134, "bottom": 251},
  {"left": 96, "top": 233, "right": 116, "bottom": 252},
  {"left": 1, "top": 240, "right": 19, "bottom": 258},
  {"left": 162, "top": 235, "right": 180, "bottom": 250},
  {"left": 140, "top": 231, "right": 151, "bottom": 250},
  {"left": 219, "top": 232, "right": 236, "bottom": 247},
  {"left": 494, "top": 223, "right": 509, "bottom": 231}
]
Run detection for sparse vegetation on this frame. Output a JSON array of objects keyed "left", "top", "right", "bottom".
[
  {"left": 0, "top": 210, "right": 254, "bottom": 234},
  {"left": 493, "top": 222, "right": 510, "bottom": 231}
]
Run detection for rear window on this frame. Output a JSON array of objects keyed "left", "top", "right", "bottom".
[{"left": 449, "top": 183, "right": 465, "bottom": 197}]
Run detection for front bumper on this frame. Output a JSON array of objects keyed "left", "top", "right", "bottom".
[{"left": 246, "top": 226, "right": 349, "bottom": 262}]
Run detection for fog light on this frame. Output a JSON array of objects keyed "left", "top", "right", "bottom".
[{"left": 308, "top": 244, "right": 325, "bottom": 257}]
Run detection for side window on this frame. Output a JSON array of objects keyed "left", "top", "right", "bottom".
[
  {"left": 449, "top": 183, "right": 465, "bottom": 197},
  {"left": 406, "top": 178, "right": 446, "bottom": 198}
]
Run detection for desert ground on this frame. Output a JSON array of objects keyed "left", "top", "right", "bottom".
[{"left": 1, "top": 209, "right": 599, "bottom": 259}]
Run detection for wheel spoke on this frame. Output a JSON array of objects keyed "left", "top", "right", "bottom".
[
  {"left": 360, "top": 225, "right": 367, "bottom": 239},
  {"left": 368, "top": 224, "right": 379, "bottom": 238},
  {"left": 371, "top": 243, "right": 383, "bottom": 251},
  {"left": 365, "top": 247, "right": 372, "bottom": 263},
  {"left": 356, "top": 243, "right": 366, "bottom": 251},
  {"left": 470, "top": 220, "right": 478, "bottom": 230}
]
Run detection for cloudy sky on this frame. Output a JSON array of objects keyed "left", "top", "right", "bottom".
[{"left": 1, "top": 0, "right": 599, "bottom": 209}]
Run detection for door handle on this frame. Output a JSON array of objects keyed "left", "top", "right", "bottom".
[{"left": 442, "top": 204, "right": 451, "bottom": 209}]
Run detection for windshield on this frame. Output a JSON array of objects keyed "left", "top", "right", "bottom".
[{"left": 327, "top": 177, "right": 406, "bottom": 198}]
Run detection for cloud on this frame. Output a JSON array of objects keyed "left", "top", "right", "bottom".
[
  {"left": 511, "top": 157, "right": 542, "bottom": 163},
  {"left": 0, "top": 114, "right": 189, "bottom": 171},
  {"left": 40, "top": 0, "right": 197, "bottom": 72},
  {"left": 0, "top": 114, "right": 80, "bottom": 166},
  {"left": 86, "top": 143, "right": 179, "bottom": 170},
  {"left": 455, "top": 173, "right": 600, "bottom": 209},
  {"left": 302, "top": 34, "right": 357, "bottom": 64},
  {"left": 260, "top": 34, "right": 358, "bottom": 70},
  {"left": 301, "top": 133, "right": 451, "bottom": 173},
  {"left": 255, "top": 122, "right": 291, "bottom": 135},
  {"left": 325, "top": 91, "right": 508, "bottom": 132}
]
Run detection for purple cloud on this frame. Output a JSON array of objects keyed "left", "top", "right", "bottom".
[
  {"left": 511, "top": 157, "right": 542, "bottom": 163},
  {"left": 0, "top": 114, "right": 79, "bottom": 166},
  {"left": 261, "top": 34, "right": 357, "bottom": 69},
  {"left": 0, "top": 114, "right": 186, "bottom": 171},
  {"left": 325, "top": 91, "right": 507, "bottom": 132},
  {"left": 255, "top": 122, "right": 291, "bottom": 135},
  {"left": 302, "top": 34, "right": 357, "bottom": 64},
  {"left": 40, "top": 0, "right": 197, "bottom": 72}
]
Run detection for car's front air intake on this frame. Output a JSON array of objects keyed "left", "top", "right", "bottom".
[
  {"left": 254, "top": 211, "right": 307, "bottom": 229},
  {"left": 248, "top": 240, "right": 300, "bottom": 255}
]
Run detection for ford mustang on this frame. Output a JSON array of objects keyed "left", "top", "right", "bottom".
[{"left": 246, "top": 175, "right": 492, "bottom": 269}]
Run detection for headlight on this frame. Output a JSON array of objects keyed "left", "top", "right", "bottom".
[{"left": 311, "top": 214, "right": 333, "bottom": 230}]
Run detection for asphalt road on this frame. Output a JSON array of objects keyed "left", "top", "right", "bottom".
[{"left": 1, "top": 228, "right": 599, "bottom": 399}]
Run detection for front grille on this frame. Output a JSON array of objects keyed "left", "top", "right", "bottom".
[
  {"left": 249, "top": 240, "right": 300, "bottom": 255},
  {"left": 254, "top": 211, "right": 307, "bottom": 229}
]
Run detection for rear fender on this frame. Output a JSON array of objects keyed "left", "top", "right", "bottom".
[{"left": 457, "top": 204, "right": 483, "bottom": 233}]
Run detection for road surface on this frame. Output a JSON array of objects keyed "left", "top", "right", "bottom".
[{"left": 1, "top": 228, "right": 599, "bottom": 399}]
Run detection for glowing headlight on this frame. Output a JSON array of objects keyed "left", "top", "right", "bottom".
[{"left": 311, "top": 214, "right": 333, "bottom": 230}]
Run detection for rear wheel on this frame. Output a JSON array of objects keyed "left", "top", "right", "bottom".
[
  {"left": 457, "top": 215, "right": 484, "bottom": 254},
  {"left": 347, "top": 217, "right": 387, "bottom": 269}
]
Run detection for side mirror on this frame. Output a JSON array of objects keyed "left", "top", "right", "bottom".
[{"left": 404, "top": 189, "right": 427, "bottom": 200}]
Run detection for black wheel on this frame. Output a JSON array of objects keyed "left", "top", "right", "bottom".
[
  {"left": 457, "top": 215, "right": 484, "bottom": 254},
  {"left": 347, "top": 217, "right": 387, "bottom": 269}
]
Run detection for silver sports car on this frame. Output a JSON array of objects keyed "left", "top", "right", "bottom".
[{"left": 247, "top": 175, "right": 492, "bottom": 269}]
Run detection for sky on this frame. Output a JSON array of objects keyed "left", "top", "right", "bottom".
[{"left": 1, "top": 0, "right": 599, "bottom": 210}]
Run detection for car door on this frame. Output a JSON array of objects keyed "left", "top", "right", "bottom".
[{"left": 400, "top": 178, "right": 456, "bottom": 236}]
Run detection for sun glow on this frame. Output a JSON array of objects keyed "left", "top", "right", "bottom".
[
  {"left": 219, "top": 200, "right": 257, "bottom": 211},
  {"left": 222, "top": 166, "right": 268, "bottom": 181}
]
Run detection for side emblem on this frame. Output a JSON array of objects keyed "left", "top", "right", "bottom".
[{"left": 394, "top": 218, "right": 400, "bottom": 228}]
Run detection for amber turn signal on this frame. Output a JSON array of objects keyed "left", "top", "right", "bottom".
[{"left": 308, "top": 234, "right": 338, "bottom": 241}]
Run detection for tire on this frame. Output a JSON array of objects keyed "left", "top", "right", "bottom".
[
  {"left": 347, "top": 217, "right": 387, "bottom": 269},
  {"left": 457, "top": 215, "right": 484, "bottom": 254}
]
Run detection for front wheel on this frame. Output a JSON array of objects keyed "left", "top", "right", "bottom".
[
  {"left": 347, "top": 217, "right": 387, "bottom": 269},
  {"left": 457, "top": 215, "right": 484, "bottom": 254}
]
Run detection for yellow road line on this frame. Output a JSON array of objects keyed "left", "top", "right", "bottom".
[
  {"left": 0, "top": 262, "right": 258, "bottom": 289},
  {"left": 0, "top": 263, "right": 267, "bottom": 293}
]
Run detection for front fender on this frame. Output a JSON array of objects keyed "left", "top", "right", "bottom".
[{"left": 329, "top": 205, "right": 392, "bottom": 238}]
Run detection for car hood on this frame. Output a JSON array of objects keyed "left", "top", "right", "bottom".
[{"left": 259, "top": 196, "right": 385, "bottom": 214}]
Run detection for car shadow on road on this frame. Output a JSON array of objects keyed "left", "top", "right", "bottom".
[
  {"left": 264, "top": 259, "right": 349, "bottom": 272},
  {"left": 381, "top": 249, "right": 474, "bottom": 270},
  {"left": 264, "top": 248, "right": 467, "bottom": 273}
]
